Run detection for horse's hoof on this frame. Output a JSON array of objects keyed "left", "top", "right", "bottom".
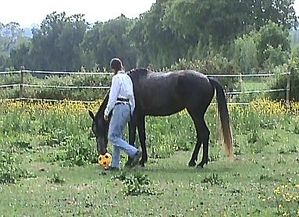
[
  {"left": 188, "top": 161, "right": 196, "bottom": 167},
  {"left": 196, "top": 164, "right": 204, "bottom": 169},
  {"left": 197, "top": 160, "right": 207, "bottom": 168},
  {"left": 139, "top": 160, "right": 145, "bottom": 167},
  {"left": 124, "top": 161, "right": 132, "bottom": 167}
]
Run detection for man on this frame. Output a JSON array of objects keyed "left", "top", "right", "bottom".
[{"left": 104, "top": 57, "right": 141, "bottom": 170}]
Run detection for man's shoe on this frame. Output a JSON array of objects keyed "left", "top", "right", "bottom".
[{"left": 130, "top": 150, "right": 142, "bottom": 167}]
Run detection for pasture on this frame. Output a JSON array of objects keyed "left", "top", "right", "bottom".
[{"left": 0, "top": 99, "right": 298, "bottom": 216}]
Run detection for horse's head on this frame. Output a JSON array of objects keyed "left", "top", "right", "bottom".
[{"left": 88, "top": 110, "right": 109, "bottom": 155}]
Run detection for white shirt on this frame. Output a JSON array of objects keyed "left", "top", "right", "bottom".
[{"left": 104, "top": 70, "right": 135, "bottom": 117}]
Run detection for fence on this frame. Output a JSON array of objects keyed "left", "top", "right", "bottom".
[{"left": 0, "top": 69, "right": 291, "bottom": 104}]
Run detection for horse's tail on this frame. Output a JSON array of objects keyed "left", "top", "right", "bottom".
[{"left": 208, "top": 78, "right": 234, "bottom": 161}]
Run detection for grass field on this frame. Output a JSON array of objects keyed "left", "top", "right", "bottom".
[{"left": 0, "top": 99, "right": 298, "bottom": 216}]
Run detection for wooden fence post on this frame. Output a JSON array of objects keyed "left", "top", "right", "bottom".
[
  {"left": 19, "top": 66, "right": 25, "bottom": 99},
  {"left": 286, "top": 71, "right": 291, "bottom": 107}
]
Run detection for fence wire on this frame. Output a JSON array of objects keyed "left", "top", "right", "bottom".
[{"left": 0, "top": 70, "right": 290, "bottom": 104}]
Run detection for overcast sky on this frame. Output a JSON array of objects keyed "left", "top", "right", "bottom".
[
  {"left": 1, "top": 0, "right": 299, "bottom": 27},
  {"left": 0, "top": 0, "right": 156, "bottom": 27}
]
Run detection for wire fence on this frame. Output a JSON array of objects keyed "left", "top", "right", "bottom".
[{"left": 0, "top": 69, "right": 291, "bottom": 104}]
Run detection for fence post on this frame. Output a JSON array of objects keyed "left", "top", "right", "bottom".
[
  {"left": 19, "top": 66, "right": 25, "bottom": 99},
  {"left": 286, "top": 71, "right": 291, "bottom": 107}
]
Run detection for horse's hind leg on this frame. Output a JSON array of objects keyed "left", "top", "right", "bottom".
[
  {"left": 137, "top": 115, "right": 147, "bottom": 167},
  {"left": 197, "top": 119, "right": 210, "bottom": 168},
  {"left": 187, "top": 109, "right": 202, "bottom": 167},
  {"left": 187, "top": 108, "right": 210, "bottom": 168},
  {"left": 189, "top": 139, "right": 201, "bottom": 167}
]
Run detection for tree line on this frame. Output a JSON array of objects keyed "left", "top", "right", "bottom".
[{"left": 0, "top": 0, "right": 298, "bottom": 72}]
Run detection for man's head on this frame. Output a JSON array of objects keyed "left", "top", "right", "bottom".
[{"left": 110, "top": 58, "right": 123, "bottom": 73}]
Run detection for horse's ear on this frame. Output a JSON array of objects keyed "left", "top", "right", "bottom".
[{"left": 88, "top": 110, "right": 95, "bottom": 121}]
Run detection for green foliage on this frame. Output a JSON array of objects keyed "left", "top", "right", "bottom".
[
  {"left": 63, "top": 135, "right": 97, "bottom": 166},
  {"left": 170, "top": 55, "right": 239, "bottom": 90},
  {"left": 10, "top": 42, "right": 31, "bottom": 70},
  {"left": 247, "top": 130, "right": 269, "bottom": 154},
  {"left": 0, "top": 72, "right": 110, "bottom": 100},
  {"left": 256, "top": 22, "right": 291, "bottom": 68},
  {"left": 0, "top": 22, "right": 28, "bottom": 55},
  {"left": 201, "top": 173, "right": 224, "bottom": 186},
  {"left": 146, "top": 113, "right": 195, "bottom": 158},
  {"left": 81, "top": 15, "right": 137, "bottom": 70},
  {"left": 112, "top": 173, "right": 157, "bottom": 196},
  {"left": 45, "top": 135, "right": 97, "bottom": 166},
  {"left": 263, "top": 45, "right": 290, "bottom": 70},
  {"left": 129, "top": 0, "right": 187, "bottom": 68},
  {"left": 272, "top": 184, "right": 299, "bottom": 216},
  {"left": 233, "top": 32, "right": 259, "bottom": 74},
  {"left": 0, "top": 100, "right": 299, "bottom": 215},
  {"left": 1, "top": 0, "right": 298, "bottom": 71},
  {"left": 232, "top": 22, "right": 291, "bottom": 74},
  {"left": 269, "top": 57, "right": 299, "bottom": 101},
  {"left": 294, "top": 123, "right": 299, "bottom": 134},
  {"left": 0, "top": 151, "right": 34, "bottom": 184},
  {"left": 29, "top": 12, "right": 87, "bottom": 71},
  {"left": 48, "top": 173, "right": 65, "bottom": 184}
]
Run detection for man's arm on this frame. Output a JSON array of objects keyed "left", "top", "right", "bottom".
[{"left": 104, "top": 75, "right": 120, "bottom": 118}]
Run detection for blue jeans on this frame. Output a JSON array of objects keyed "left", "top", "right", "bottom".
[{"left": 108, "top": 103, "right": 137, "bottom": 168}]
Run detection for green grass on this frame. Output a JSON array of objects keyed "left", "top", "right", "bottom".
[
  {"left": 242, "top": 80, "right": 269, "bottom": 91},
  {"left": 0, "top": 100, "right": 298, "bottom": 216},
  {"left": 0, "top": 149, "right": 298, "bottom": 216}
]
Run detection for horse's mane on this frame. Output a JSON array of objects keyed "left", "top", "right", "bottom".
[{"left": 95, "top": 91, "right": 109, "bottom": 119}]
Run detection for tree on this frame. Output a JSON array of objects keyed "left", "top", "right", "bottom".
[
  {"left": 162, "top": 0, "right": 297, "bottom": 58},
  {"left": 10, "top": 42, "right": 31, "bottom": 70},
  {"left": 256, "top": 21, "right": 291, "bottom": 67},
  {"left": 81, "top": 15, "right": 137, "bottom": 70},
  {"left": 129, "top": 0, "right": 188, "bottom": 68},
  {"left": 0, "top": 22, "right": 29, "bottom": 70},
  {"left": 233, "top": 33, "right": 259, "bottom": 74},
  {"left": 29, "top": 12, "right": 87, "bottom": 71},
  {"left": 0, "top": 22, "right": 25, "bottom": 55}
]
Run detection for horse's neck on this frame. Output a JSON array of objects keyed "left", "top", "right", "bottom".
[{"left": 96, "top": 92, "right": 109, "bottom": 118}]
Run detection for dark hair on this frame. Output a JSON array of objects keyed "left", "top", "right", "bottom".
[{"left": 110, "top": 58, "right": 123, "bottom": 72}]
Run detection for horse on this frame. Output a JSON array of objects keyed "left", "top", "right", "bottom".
[{"left": 89, "top": 68, "right": 233, "bottom": 168}]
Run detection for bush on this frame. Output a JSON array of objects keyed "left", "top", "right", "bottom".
[
  {"left": 61, "top": 135, "right": 97, "bottom": 166},
  {"left": 256, "top": 22, "right": 290, "bottom": 68},
  {"left": 0, "top": 151, "right": 34, "bottom": 184},
  {"left": 112, "top": 173, "right": 158, "bottom": 196},
  {"left": 169, "top": 55, "right": 240, "bottom": 90},
  {"left": 233, "top": 32, "right": 259, "bottom": 74},
  {"left": 0, "top": 72, "right": 111, "bottom": 101},
  {"left": 269, "top": 58, "right": 299, "bottom": 101}
]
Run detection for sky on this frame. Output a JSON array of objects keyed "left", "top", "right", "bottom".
[
  {"left": 1, "top": 0, "right": 299, "bottom": 28},
  {"left": 0, "top": 0, "right": 156, "bottom": 27}
]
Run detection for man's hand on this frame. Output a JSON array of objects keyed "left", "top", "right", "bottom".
[{"left": 104, "top": 114, "right": 109, "bottom": 121}]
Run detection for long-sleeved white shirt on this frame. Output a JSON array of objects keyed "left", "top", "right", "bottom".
[{"left": 104, "top": 70, "right": 135, "bottom": 117}]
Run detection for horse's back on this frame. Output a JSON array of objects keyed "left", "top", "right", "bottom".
[{"left": 129, "top": 69, "right": 214, "bottom": 116}]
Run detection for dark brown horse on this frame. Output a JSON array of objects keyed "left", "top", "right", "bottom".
[{"left": 89, "top": 69, "right": 233, "bottom": 168}]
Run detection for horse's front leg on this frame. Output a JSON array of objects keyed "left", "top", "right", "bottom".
[
  {"left": 125, "top": 114, "right": 137, "bottom": 167},
  {"left": 137, "top": 115, "right": 147, "bottom": 167}
]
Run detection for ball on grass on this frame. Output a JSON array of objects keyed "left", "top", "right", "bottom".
[{"left": 98, "top": 153, "right": 112, "bottom": 169}]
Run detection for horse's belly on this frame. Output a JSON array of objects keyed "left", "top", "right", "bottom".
[{"left": 142, "top": 103, "right": 185, "bottom": 116}]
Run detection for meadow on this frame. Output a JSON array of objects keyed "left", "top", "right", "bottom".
[{"left": 0, "top": 99, "right": 298, "bottom": 216}]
